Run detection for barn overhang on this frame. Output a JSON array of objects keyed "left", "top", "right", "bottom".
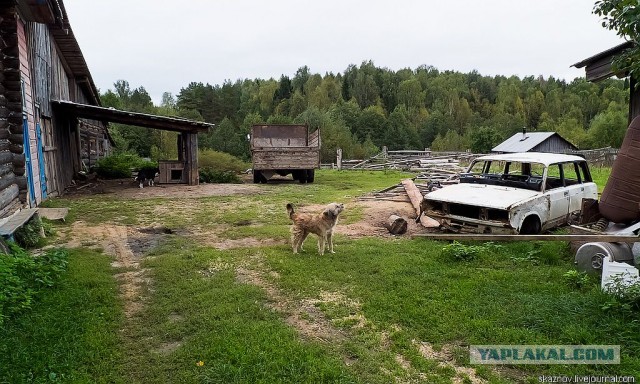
[
  {"left": 52, "top": 100, "right": 213, "bottom": 186},
  {"left": 52, "top": 100, "right": 214, "bottom": 133},
  {"left": 572, "top": 41, "right": 634, "bottom": 82},
  {"left": 573, "top": 41, "right": 640, "bottom": 123}
]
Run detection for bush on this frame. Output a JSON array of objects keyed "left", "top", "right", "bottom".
[
  {"left": 563, "top": 270, "right": 592, "bottom": 290},
  {"left": 198, "top": 149, "right": 249, "bottom": 173},
  {"left": 0, "top": 245, "right": 69, "bottom": 325},
  {"left": 601, "top": 274, "right": 640, "bottom": 313},
  {"left": 441, "top": 241, "right": 482, "bottom": 262},
  {"left": 199, "top": 168, "right": 241, "bottom": 184},
  {"left": 94, "top": 153, "right": 153, "bottom": 179},
  {"left": 14, "top": 217, "right": 44, "bottom": 249}
]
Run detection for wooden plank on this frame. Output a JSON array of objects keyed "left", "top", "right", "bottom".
[
  {"left": 38, "top": 207, "right": 68, "bottom": 221},
  {"left": 0, "top": 208, "right": 38, "bottom": 236},
  {"left": 412, "top": 233, "right": 640, "bottom": 242},
  {"left": 402, "top": 178, "right": 440, "bottom": 228}
]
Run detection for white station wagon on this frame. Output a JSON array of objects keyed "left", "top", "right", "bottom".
[{"left": 422, "top": 152, "right": 598, "bottom": 234}]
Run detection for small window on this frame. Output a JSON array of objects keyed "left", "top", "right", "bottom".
[
  {"left": 546, "top": 164, "right": 563, "bottom": 189},
  {"left": 562, "top": 162, "right": 581, "bottom": 185},
  {"left": 578, "top": 162, "right": 593, "bottom": 182}
]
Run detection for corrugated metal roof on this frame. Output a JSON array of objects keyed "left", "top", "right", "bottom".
[{"left": 492, "top": 132, "right": 558, "bottom": 153}]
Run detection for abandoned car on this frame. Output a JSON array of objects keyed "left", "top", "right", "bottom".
[{"left": 421, "top": 152, "right": 598, "bottom": 234}]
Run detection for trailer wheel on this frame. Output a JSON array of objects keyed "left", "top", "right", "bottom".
[
  {"left": 298, "top": 171, "right": 307, "bottom": 184},
  {"left": 306, "top": 169, "right": 315, "bottom": 183}
]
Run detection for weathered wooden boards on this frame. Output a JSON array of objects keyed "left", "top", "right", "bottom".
[
  {"left": 402, "top": 179, "right": 440, "bottom": 228},
  {"left": 413, "top": 233, "right": 639, "bottom": 242}
]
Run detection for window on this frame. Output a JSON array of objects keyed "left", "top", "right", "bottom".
[
  {"left": 562, "top": 162, "right": 581, "bottom": 185},
  {"left": 546, "top": 164, "right": 563, "bottom": 189}
]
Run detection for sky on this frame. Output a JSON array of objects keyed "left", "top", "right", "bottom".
[{"left": 63, "top": 0, "right": 625, "bottom": 106}]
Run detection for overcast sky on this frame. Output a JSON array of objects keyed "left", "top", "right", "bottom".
[{"left": 64, "top": 0, "right": 624, "bottom": 105}]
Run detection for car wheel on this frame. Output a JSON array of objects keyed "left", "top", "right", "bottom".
[{"left": 520, "top": 216, "right": 541, "bottom": 235}]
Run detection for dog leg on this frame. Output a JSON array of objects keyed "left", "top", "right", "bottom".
[
  {"left": 318, "top": 235, "right": 326, "bottom": 255},
  {"left": 139, "top": 181, "right": 143, "bottom": 189},
  {"left": 299, "top": 231, "right": 309, "bottom": 252},
  {"left": 327, "top": 231, "right": 335, "bottom": 253}
]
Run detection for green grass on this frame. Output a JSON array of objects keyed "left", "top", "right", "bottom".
[
  {"left": 14, "top": 167, "right": 640, "bottom": 383},
  {"left": 0, "top": 248, "right": 123, "bottom": 383},
  {"left": 590, "top": 166, "right": 611, "bottom": 193}
]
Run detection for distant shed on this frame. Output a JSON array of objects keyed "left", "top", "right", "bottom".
[{"left": 492, "top": 132, "right": 578, "bottom": 154}]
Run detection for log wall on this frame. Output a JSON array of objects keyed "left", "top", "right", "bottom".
[{"left": 0, "top": 4, "right": 26, "bottom": 217}]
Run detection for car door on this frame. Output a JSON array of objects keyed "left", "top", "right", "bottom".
[
  {"left": 545, "top": 163, "right": 570, "bottom": 223},
  {"left": 563, "top": 161, "right": 588, "bottom": 214}
]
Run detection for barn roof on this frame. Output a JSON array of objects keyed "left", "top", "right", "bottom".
[
  {"left": 492, "top": 132, "right": 577, "bottom": 153},
  {"left": 19, "top": 0, "right": 101, "bottom": 106}
]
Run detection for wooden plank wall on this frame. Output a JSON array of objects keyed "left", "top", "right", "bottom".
[{"left": 17, "top": 17, "right": 42, "bottom": 206}]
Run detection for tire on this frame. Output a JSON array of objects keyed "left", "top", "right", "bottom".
[
  {"left": 253, "top": 170, "right": 261, "bottom": 184},
  {"left": 519, "top": 216, "right": 541, "bottom": 235},
  {"left": 306, "top": 169, "right": 315, "bottom": 183},
  {"left": 298, "top": 171, "right": 307, "bottom": 184}
]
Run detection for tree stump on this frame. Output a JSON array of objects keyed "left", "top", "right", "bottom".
[{"left": 385, "top": 214, "right": 408, "bottom": 235}]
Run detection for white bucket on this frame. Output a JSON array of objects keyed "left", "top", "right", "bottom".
[{"left": 601, "top": 257, "right": 640, "bottom": 292}]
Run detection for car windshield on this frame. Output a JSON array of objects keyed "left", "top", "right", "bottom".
[{"left": 460, "top": 160, "right": 545, "bottom": 191}]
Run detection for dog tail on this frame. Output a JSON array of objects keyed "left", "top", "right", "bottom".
[{"left": 286, "top": 203, "right": 295, "bottom": 219}]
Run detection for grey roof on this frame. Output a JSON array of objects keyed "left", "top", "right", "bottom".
[{"left": 492, "top": 132, "right": 563, "bottom": 153}]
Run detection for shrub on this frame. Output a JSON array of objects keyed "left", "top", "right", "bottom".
[
  {"left": 0, "top": 245, "right": 69, "bottom": 325},
  {"left": 14, "top": 217, "right": 44, "bottom": 249},
  {"left": 94, "top": 153, "right": 148, "bottom": 179},
  {"left": 198, "top": 149, "right": 249, "bottom": 173},
  {"left": 441, "top": 241, "right": 482, "bottom": 262},
  {"left": 562, "top": 270, "right": 592, "bottom": 290},
  {"left": 199, "top": 168, "right": 241, "bottom": 184},
  {"left": 601, "top": 274, "right": 640, "bottom": 313}
]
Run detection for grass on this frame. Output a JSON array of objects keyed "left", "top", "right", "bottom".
[
  {"left": 9, "top": 167, "right": 640, "bottom": 383},
  {"left": 0, "top": 248, "right": 123, "bottom": 383}
]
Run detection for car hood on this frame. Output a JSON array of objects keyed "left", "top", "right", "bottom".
[{"left": 425, "top": 183, "right": 541, "bottom": 210}]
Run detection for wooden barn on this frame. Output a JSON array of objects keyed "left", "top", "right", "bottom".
[
  {"left": 492, "top": 131, "right": 578, "bottom": 154},
  {"left": 0, "top": 0, "right": 212, "bottom": 220}
]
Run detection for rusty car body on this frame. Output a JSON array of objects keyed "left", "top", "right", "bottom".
[{"left": 422, "top": 152, "right": 598, "bottom": 234}]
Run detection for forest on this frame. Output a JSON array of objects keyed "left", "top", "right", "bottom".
[{"left": 100, "top": 61, "right": 630, "bottom": 163}]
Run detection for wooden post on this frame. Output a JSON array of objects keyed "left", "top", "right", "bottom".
[
  {"left": 382, "top": 146, "right": 388, "bottom": 159},
  {"left": 336, "top": 148, "right": 342, "bottom": 170},
  {"left": 402, "top": 178, "right": 440, "bottom": 228},
  {"left": 184, "top": 132, "right": 199, "bottom": 185}
]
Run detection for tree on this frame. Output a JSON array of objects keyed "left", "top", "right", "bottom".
[{"left": 587, "top": 103, "right": 627, "bottom": 147}]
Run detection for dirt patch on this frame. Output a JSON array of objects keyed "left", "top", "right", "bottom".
[
  {"left": 235, "top": 251, "right": 344, "bottom": 343},
  {"left": 414, "top": 341, "right": 486, "bottom": 384},
  {"left": 64, "top": 178, "right": 263, "bottom": 199},
  {"left": 65, "top": 221, "right": 169, "bottom": 318},
  {"left": 340, "top": 200, "right": 432, "bottom": 239}
]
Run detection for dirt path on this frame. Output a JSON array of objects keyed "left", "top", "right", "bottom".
[{"left": 65, "top": 221, "right": 168, "bottom": 318}]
